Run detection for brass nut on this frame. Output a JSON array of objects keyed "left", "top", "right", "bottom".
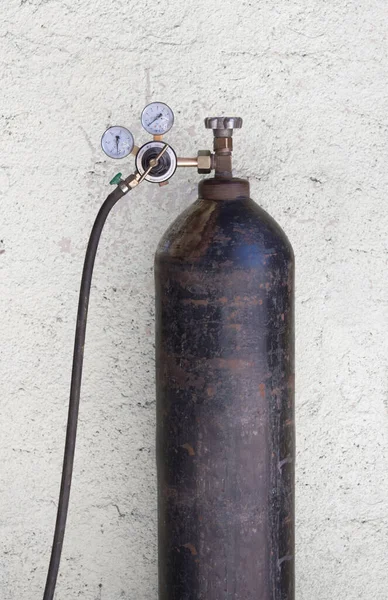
[
  {"left": 125, "top": 173, "right": 140, "bottom": 189},
  {"left": 197, "top": 150, "right": 212, "bottom": 174}
]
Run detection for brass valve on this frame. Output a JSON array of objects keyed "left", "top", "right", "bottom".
[
  {"left": 177, "top": 117, "right": 242, "bottom": 177},
  {"left": 205, "top": 116, "right": 243, "bottom": 177}
]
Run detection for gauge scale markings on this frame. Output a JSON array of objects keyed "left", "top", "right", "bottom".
[
  {"left": 141, "top": 102, "right": 174, "bottom": 135},
  {"left": 101, "top": 126, "right": 134, "bottom": 159}
]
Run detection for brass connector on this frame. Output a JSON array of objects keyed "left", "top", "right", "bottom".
[
  {"left": 122, "top": 173, "right": 140, "bottom": 191},
  {"left": 177, "top": 150, "right": 213, "bottom": 174},
  {"left": 177, "top": 157, "right": 198, "bottom": 168}
]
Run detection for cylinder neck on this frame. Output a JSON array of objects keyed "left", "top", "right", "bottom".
[{"left": 198, "top": 177, "right": 250, "bottom": 201}]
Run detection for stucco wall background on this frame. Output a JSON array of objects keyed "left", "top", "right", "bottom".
[{"left": 1, "top": 1, "right": 388, "bottom": 599}]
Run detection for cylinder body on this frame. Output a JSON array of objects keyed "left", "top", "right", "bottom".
[{"left": 155, "top": 178, "right": 294, "bottom": 600}]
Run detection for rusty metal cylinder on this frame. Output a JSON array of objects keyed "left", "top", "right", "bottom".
[{"left": 155, "top": 177, "right": 295, "bottom": 600}]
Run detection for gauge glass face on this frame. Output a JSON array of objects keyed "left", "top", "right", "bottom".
[
  {"left": 101, "top": 126, "right": 134, "bottom": 159},
  {"left": 141, "top": 102, "right": 174, "bottom": 135},
  {"left": 135, "top": 141, "right": 177, "bottom": 183}
]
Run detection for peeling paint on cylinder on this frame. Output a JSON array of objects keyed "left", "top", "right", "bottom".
[{"left": 155, "top": 177, "right": 294, "bottom": 600}]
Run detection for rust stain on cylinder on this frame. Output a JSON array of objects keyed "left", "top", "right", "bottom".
[
  {"left": 155, "top": 177, "right": 295, "bottom": 600},
  {"left": 183, "top": 543, "right": 198, "bottom": 556},
  {"left": 182, "top": 443, "right": 196, "bottom": 456}
]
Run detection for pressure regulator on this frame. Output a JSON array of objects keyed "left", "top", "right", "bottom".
[{"left": 100, "top": 102, "right": 243, "bottom": 190}]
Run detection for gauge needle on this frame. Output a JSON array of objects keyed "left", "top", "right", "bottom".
[
  {"left": 149, "top": 113, "right": 163, "bottom": 126},
  {"left": 115, "top": 135, "right": 120, "bottom": 153}
]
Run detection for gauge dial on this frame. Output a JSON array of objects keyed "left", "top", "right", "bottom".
[
  {"left": 141, "top": 102, "right": 174, "bottom": 135},
  {"left": 101, "top": 126, "right": 134, "bottom": 159},
  {"left": 136, "top": 141, "right": 177, "bottom": 183}
]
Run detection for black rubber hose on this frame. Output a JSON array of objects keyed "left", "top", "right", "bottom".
[{"left": 43, "top": 186, "right": 127, "bottom": 600}]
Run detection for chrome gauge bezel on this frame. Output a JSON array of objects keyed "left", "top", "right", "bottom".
[{"left": 136, "top": 141, "right": 177, "bottom": 183}]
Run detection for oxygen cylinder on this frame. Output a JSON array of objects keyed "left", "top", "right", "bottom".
[
  {"left": 155, "top": 176, "right": 295, "bottom": 599},
  {"left": 41, "top": 108, "right": 295, "bottom": 600}
]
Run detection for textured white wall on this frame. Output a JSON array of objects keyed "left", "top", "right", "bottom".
[{"left": 1, "top": 1, "right": 388, "bottom": 599}]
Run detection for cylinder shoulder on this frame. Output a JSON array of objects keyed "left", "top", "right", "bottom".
[{"left": 155, "top": 197, "right": 294, "bottom": 266}]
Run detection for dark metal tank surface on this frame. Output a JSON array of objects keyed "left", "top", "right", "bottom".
[{"left": 155, "top": 177, "right": 295, "bottom": 600}]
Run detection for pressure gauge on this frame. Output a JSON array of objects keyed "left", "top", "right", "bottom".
[
  {"left": 136, "top": 141, "right": 177, "bottom": 183},
  {"left": 101, "top": 126, "right": 134, "bottom": 159},
  {"left": 141, "top": 102, "right": 174, "bottom": 135}
]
